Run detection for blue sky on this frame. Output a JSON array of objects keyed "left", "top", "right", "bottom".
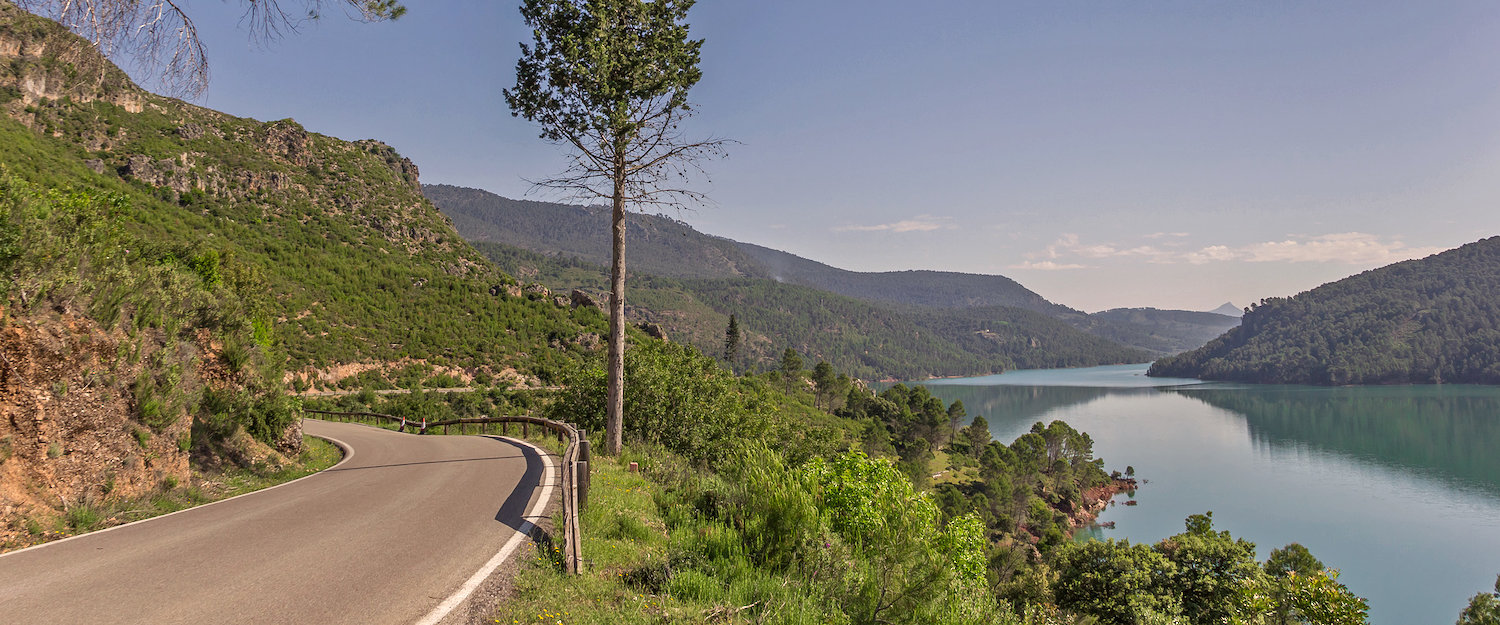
[{"left": 124, "top": 0, "right": 1500, "bottom": 312}]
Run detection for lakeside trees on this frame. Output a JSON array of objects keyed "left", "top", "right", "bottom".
[
  {"left": 1150, "top": 236, "right": 1500, "bottom": 385},
  {"left": 505, "top": 0, "right": 725, "bottom": 455}
]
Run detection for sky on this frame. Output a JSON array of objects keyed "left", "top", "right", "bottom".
[{"left": 110, "top": 0, "right": 1500, "bottom": 312}]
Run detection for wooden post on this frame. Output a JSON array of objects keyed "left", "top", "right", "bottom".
[
  {"left": 502, "top": 422, "right": 508, "bottom": 436},
  {"left": 577, "top": 460, "right": 590, "bottom": 510},
  {"left": 577, "top": 430, "right": 591, "bottom": 510},
  {"left": 523, "top": 422, "right": 529, "bottom": 437}
]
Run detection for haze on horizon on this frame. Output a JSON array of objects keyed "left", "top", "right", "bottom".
[{"left": 117, "top": 0, "right": 1500, "bottom": 313}]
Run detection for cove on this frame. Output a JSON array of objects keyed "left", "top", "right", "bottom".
[{"left": 907, "top": 363, "right": 1500, "bottom": 625}]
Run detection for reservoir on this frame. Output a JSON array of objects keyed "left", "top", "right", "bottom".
[{"left": 909, "top": 363, "right": 1500, "bottom": 625}]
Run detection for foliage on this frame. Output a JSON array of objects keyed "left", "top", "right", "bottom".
[
  {"left": 1457, "top": 575, "right": 1500, "bottom": 625},
  {"left": 545, "top": 339, "right": 775, "bottom": 465},
  {"left": 0, "top": 174, "right": 296, "bottom": 446},
  {"left": 1265, "top": 543, "right": 1325, "bottom": 578},
  {"left": 0, "top": 18, "right": 604, "bottom": 387},
  {"left": 1051, "top": 539, "right": 1183, "bottom": 624},
  {"left": 1231, "top": 570, "right": 1370, "bottom": 625},
  {"left": 1150, "top": 236, "right": 1500, "bottom": 384},
  {"left": 1154, "top": 512, "right": 1263, "bottom": 625}
]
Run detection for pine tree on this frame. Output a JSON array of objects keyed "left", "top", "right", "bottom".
[{"left": 722, "top": 313, "right": 740, "bottom": 370}]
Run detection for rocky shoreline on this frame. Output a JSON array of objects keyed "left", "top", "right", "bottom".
[{"left": 1066, "top": 476, "right": 1139, "bottom": 532}]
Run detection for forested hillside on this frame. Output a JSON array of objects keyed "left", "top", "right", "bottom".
[
  {"left": 734, "top": 241, "right": 1074, "bottom": 315},
  {"left": 476, "top": 241, "right": 1149, "bottom": 379},
  {"left": 0, "top": 5, "right": 604, "bottom": 388},
  {"left": 1149, "top": 236, "right": 1500, "bottom": 384},
  {"left": 0, "top": 1, "right": 613, "bottom": 546},
  {"left": 1086, "top": 307, "right": 1240, "bottom": 354},
  {"left": 432, "top": 185, "right": 1219, "bottom": 363},
  {"left": 422, "top": 183, "right": 769, "bottom": 280}
]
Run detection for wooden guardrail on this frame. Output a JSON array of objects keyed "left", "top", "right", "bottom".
[{"left": 303, "top": 410, "right": 590, "bottom": 574}]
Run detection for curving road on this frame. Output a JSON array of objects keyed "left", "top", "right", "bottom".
[{"left": 0, "top": 419, "right": 553, "bottom": 625}]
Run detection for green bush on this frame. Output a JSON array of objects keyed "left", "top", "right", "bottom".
[{"left": 546, "top": 339, "right": 775, "bottom": 465}]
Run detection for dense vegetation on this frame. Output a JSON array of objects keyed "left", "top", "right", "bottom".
[
  {"left": 476, "top": 240, "right": 1150, "bottom": 379},
  {"left": 0, "top": 4, "right": 603, "bottom": 387},
  {"left": 1085, "top": 307, "right": 1240, "bottom": 355},
  {"left": 1150, "top": 237, "right": 1500, "bottom": 385},
  {"left": 492, "top": 337, "right": 1377, "bottom": 624},
  {"left": 429, "top": 184, "right": 1239, "bottom": 357},
  {"left": 0, "top": 169, "right": 302, "bottom": 437}
]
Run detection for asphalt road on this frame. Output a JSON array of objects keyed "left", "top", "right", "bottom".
[{"left": 0, "top": 419, "right": 553, "bottom": 625}]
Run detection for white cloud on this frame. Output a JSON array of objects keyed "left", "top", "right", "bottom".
[
  {"left": 1008, "top": 260, "right": 1090, "bottom": 270},
  {"left": 1144, "top": 231, "right": 1191, "bottom": 239},
  {"left": 1182, "top": 233, "right": 1449, "bottom": 265},
  {"left": 834, "top": 215, "right": 951, "bottom": 233},
  {"left": 1031, "top": 232, "right": 1450, "bottom": 267}
]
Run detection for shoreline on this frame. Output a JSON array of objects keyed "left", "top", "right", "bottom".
[{"left": 1067, "top": 476, "right": 1138, "bottom": 533}]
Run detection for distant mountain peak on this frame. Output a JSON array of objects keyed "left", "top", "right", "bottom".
[{"left": 1209, "top": 302, "right": 1243, "bottom": 317}]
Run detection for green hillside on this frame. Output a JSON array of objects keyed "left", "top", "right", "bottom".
[
  {"left": 0, "top": 3, "right": 603, "bottom": 389},
  {"left": 1086, "top": 307, "right": 1240, "bottom": 355},
  {"left": 1149, "top": 236, "right": 1500, "bottom": 384},
  {"left": 429, "top": 183, "right": 1231, "bottom": 356},
  {"left": 474, "top": 241, "right": 1148, "bottom": 379}
]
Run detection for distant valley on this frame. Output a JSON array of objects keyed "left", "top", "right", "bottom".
[{"left": 425, "top": 184, "right": 1241, "bottom": 378}]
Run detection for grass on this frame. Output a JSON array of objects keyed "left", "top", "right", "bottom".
[
  {"left": 484, "top": 453, "right": 839, "bottom": 625},
  {"left": 0, "top": 437, "right": 344, "bottom": 552},
  {"left": 487, "top": 454, "right": 685, "bottom": 625}
]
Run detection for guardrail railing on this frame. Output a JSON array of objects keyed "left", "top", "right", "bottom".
[{"left": 303, "top": 410, "right": 590, "bottom": 574}]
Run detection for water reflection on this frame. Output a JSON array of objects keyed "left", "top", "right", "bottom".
[
  {"left": 899, "top": 365, "right": 1500, "bottom": 624},
  {"left": 1172, "top": 385, "right": 1500, "bottom": 498}
]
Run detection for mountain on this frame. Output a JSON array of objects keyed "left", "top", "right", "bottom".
[
  {"left": 425, "top": 184, "right": 1225, "bottom": 356},
  {"left": 1, "top": 1, "right": 608, "bottom": 544},
  {"left": 0, "top": 7, "right": 601, "bottom": 388},
  {"left": 473, "top": 241, "right": 1148, "bottom": 380},
  {"left": 1209, "top": 302, "right": 1243, "bottom": 317},
  {"left": 1086, "top": 308, "right": 1240, "bottom": 355},
  {"left": 421, "top": 184, "right": 769, "bottom": 280},
  {"left": 1149, "top": 236, "right": 1500, "bottom": 385},
  {"left": 732, "top": 242, "right": 1075, "bottom": 316}
]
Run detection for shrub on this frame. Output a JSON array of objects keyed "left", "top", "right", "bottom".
[{"left": 546, "top": 340, "right": 775, "bottom": 465}]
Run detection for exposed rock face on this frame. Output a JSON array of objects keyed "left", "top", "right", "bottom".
[
  {"left": 0, "top": 2, "right": 142, "bottom": 113},
  {"left": 263, "top": 120, "right": 310, "bottom": 166},
  {"left": 0, "top": 312, "right": 191, "bottom": 546},
  {"left": 523, "top": 283, "right": 551, "bottom": 300},
  {"left": 357, "top": 140, "right": 421, "bottom": 190},
  {"left": 570, "top": 289, "right": 603, "bottom": 311},
  {"left": 637, "top": 322, "right": 669, "bottom": 342}
]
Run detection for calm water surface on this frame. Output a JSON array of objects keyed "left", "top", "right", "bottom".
[{"left": 910, "top": 364, "right": 1500, "bottom": 625}]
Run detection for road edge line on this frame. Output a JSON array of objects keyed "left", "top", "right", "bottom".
[
  {"left": 0, "top": 427, "right": 356, "bottom": 560},
  {"left": 413, "top": 436, "right": 558, "bottom": 625}
]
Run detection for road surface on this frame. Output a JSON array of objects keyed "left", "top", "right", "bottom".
[{"left": 0, "top": 419, "right": 553, "bottom": 625}]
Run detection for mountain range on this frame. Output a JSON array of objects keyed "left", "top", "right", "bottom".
[{"left": 424, "top": 184, "right": 1241, "bottom": 375}]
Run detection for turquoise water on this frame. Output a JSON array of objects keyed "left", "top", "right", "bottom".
[{"left": 911, "top": 364, "right": 1500, "bottom": 624}]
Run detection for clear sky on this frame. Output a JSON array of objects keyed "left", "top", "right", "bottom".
[{"left": 126, "top": 0, "right": 1500, "bottom": 312}]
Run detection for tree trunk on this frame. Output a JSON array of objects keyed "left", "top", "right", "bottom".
[{"left": 605, "top": 162, "right": 627, "bottom": 455}]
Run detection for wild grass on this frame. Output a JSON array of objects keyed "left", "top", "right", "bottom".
[{"left": 486, "top": 454, "right": 842, "bottom": 625}]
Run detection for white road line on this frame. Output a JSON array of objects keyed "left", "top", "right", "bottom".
[
  {"left": 0, "top": 427, "right": 356, "bottom": 560},
  {"left": 414, "top": 436, "right": 557, "bottom": 625}
]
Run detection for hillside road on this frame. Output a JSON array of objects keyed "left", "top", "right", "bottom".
[{"left": 0, "top": 419, "right": 552, "bottom": 625}]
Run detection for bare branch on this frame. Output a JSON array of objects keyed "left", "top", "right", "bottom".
[{"left": 15, "top": 0, "right": 404, "bottom": 98}]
